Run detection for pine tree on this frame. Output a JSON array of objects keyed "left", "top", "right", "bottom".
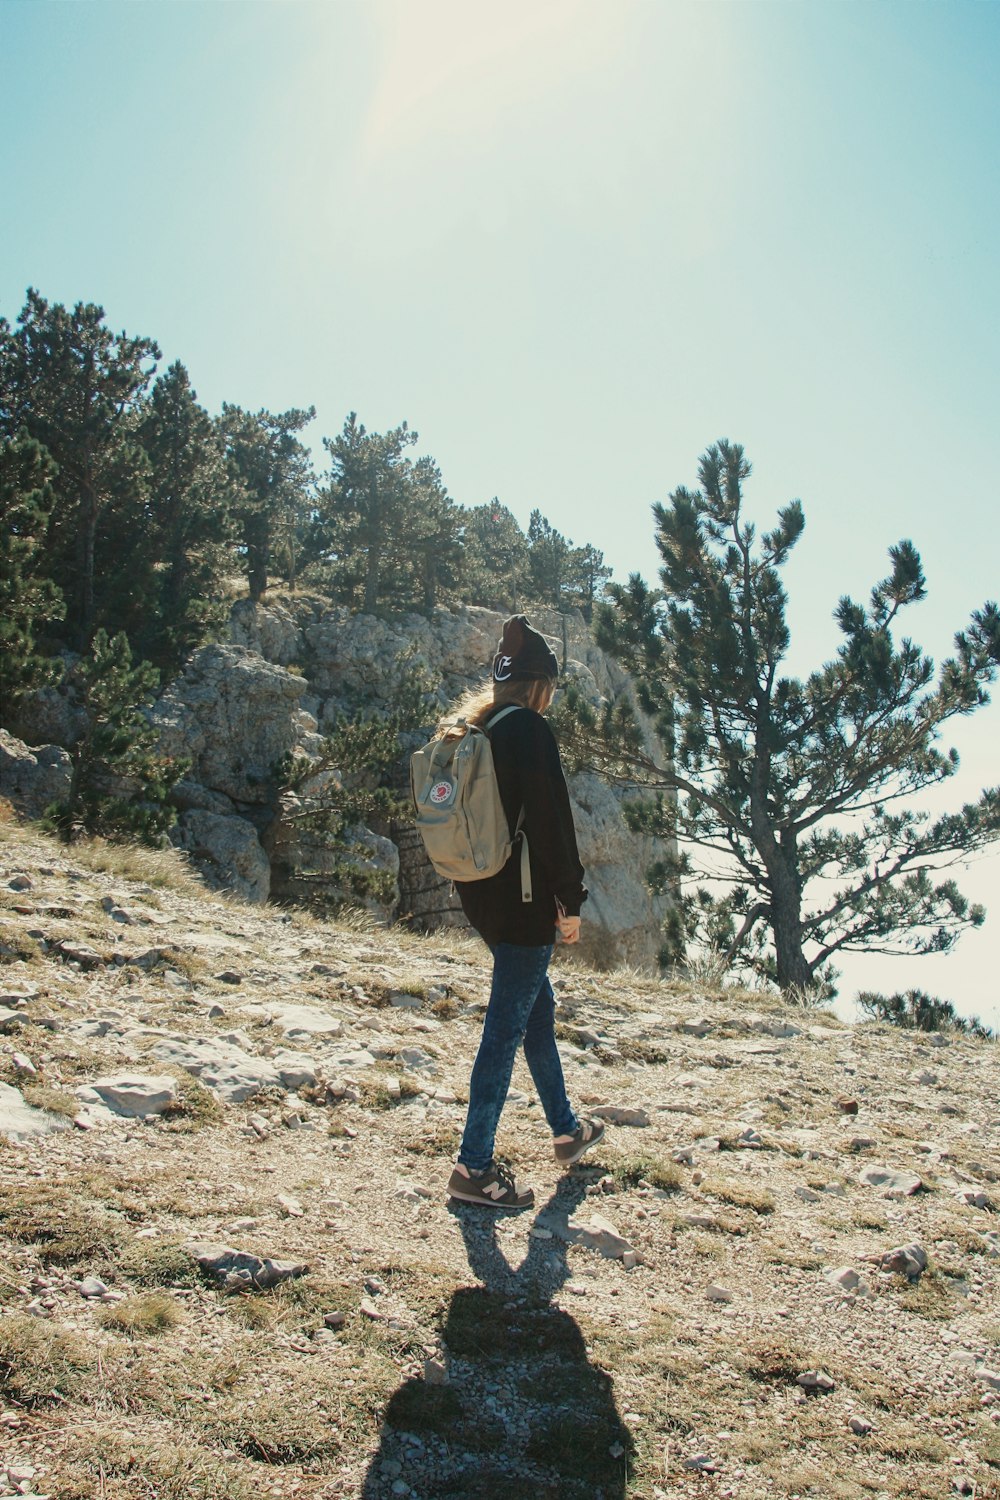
[
  {"left": 857, "top": 989, "right": 993, "bottom": 1039},
  {"left": 575, "top": 440, "right": 1000, "bottom": 992},
  {"left": 321, "top": 413, "right": 418, "bottom": 612},
  {"left": 136, "top": 362, "right": 237, "bottom": 669},
  {"left": 462, "top": 500, "right": 530, "bottom": 613},
  {"left": 406, "top": 456, "right": 464, "bottom": 613},
  {"left": 0, "top": 291, "right": 159, "bottom": 646},
  {"left": 221, "top": 404, "right": 316, "bottom": 602},
  {"left": 46, "top": 630, "right": 186, "bottom": 844},
  {"left": 527, "top": 509, "right": 572, "bottom": 608},
  {"left": 0, "top": 432, "right": 65, "bottom": 716}
]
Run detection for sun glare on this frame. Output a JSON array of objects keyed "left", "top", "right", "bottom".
[{"left": 360, "top": 0, "right": 626, "bottom": 164}]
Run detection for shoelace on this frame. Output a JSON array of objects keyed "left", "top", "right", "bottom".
[{"left": 493, "top": 1162, "right": 517, "bottom": 1196}]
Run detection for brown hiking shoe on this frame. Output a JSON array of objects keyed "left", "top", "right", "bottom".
[
  {"left": 447, "top": 1161, "right": 534, "bottom": 1210},
  {"left": 554, "top": 1116, "right": 605, "bottom": 1166}
]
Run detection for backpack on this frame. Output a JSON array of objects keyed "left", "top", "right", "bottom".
[{"left": 410, "top": 705, "right": 532, "bottom": 902}]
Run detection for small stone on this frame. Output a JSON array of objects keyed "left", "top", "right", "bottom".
[
  {"left": 795, "top": 1186, "right": 821, "bottom": 1203},
  {"left": 836, "top": 1097, "right": 859, "bottom": 1114},
  {"left": 706, "top": 1283, "right": 733, "bottom": 1303},
  {"left": 10, "top": 1053, "right": 37, "bottom": 1078},
  {"left": 324, "top": 1310, "right": 347, "bottom": 1329},
  {"left": 8, "top": 875, "right": 33, "bottom": 891},
  {"left": 678, "top": 1016, "right": 713, "bottom": 1037},
  {"left": 849, "top": 1414, "right": 873, "bottom": 1435},
  {"left": 360, "top": 1298, "right": 383, "bottom": 1320},
  {"left": 277, "top": 1194, "right": 303, "bottom": 1217},
  {"left": 956, "top": 1188, "right": 991, "bottom": 1210},
  {"left": 880, "top": 1242, "right": 928, "bottom": 1280},
  {"left": 976, "top": 1369, "right": 1000, "bottom": 1391},
  {"left": 621, "top": 1250, "right": 638, "bottom": 1270},
  {"left": 684, "top": 1453, "right": 717, "bottom": 1471},
  {"left": 591, "top": 1104, "right": 650, "bottom": 1127},
  {"left": 389, "top": 991, "right": 423, "bottom": 1009},
  {"left": 78, "top": 1276, "right": 108, "bottom": 1298},
  {"left": 424, "top": 1356, "right": 448, "bottom": 1385},
  {"left": 859, "top": 1165, "right": 922, "bottom": 1197},
  {"left": 849, "top": 1135, "right": 876, "bottom": 1150},
  {"left": 216, "top": 970, "right": 243, "bottom": 985},
  {"left": 797, "top": 1370, "right": 835, "bottom": 1393},
  {"left": 826, "top": 1266, "right": 862, "bottom": 1291}
]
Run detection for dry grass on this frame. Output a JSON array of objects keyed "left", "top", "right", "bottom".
[
  {"left": 703, "top": 1176, "right": 776, "bottom": 1214},
  {"left": 98, "top": 1291, "right": 184, "bottom": 1335},
  {"left": 0, "top": 1313, "right": 94, "bottom": 1405}
]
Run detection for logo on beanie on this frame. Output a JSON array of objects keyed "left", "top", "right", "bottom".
[
  {"left": 494, "top": 654, "right": 513, "bottom": 682},
  {"left": 429, "top": 778, "right": 455, "bottom": 806}
]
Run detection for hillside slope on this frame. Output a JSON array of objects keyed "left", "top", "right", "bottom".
[{"left": 1, "top": 820, "right": 998, "bottom": 1499}]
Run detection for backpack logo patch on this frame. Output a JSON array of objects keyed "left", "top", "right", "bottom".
[{"left": 429, "top": 778, "right": 455, "bottom": 806}]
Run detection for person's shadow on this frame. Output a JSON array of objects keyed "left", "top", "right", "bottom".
[{"left": 361, "top": 1176, "right": 634, "bottom": 1499}]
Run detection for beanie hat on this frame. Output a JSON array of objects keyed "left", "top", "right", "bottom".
[{"left": 492, "top": 615, "right": 559, "bottom": 684}]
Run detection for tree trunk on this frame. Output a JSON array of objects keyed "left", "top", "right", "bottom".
[
  {"left": 246, "top": 513, "right": 269, "bottom": 603},
  {"left": 364, "top": 537, "right": 381, "bottom": 614},
  {"left": 750, "top": 740, "right": 811, "bottom": 991},
  {"left": 770, "top": 879, "right": 811, "bottom": 989}
]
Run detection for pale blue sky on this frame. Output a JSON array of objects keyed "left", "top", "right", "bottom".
[{"left": 2, "top": 0, "right": 998, "bottom": 1023}]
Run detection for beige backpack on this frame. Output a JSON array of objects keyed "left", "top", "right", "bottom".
[{"left": 409, "top": 706, "right": 532, "bottom": 901}]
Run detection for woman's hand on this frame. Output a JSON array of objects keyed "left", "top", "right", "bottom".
[{"left": 556, "top": 914, "right": 581, "bottom": 945}]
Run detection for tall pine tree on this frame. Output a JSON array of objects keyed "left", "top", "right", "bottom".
[
  {"left": 136, "top": 362, "right": 237, "bottom": 669},
  {"left": 0, "top": 290, "right": 158, "bottom": 647}
]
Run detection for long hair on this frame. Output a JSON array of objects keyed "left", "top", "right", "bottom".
[{"left": 435, "top": 675, "right": 555, "bottom": 740}]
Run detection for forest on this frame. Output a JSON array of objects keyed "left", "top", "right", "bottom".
[{"left": 0, "top": 289, "right": 612, "bottom": 698}]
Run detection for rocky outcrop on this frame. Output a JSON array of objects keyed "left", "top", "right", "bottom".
[
  {"left": 172, "top": 809, "right": 271, "bottom": 904},
  {"left": 151, "top": 644, "right": 310, "bottom": 805},
  {"left": 0, "top": 730, "right": 72, "bottom": 819}
]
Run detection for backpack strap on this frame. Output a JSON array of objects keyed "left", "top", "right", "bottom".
[{"left": 484, "top": 705, "right": 532, "bottom": 904}]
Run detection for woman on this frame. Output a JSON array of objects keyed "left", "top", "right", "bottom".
[{"left": 444, "top": 615, "right": 604, "bottom": 1210}]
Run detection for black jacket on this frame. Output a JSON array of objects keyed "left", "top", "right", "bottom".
[{"left": 457, "top": 707, "right": 587, "bottom": 948}]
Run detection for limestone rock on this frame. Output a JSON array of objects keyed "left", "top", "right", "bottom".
[
  {"left": 187, "top": 1241, "right": 309, "bottom": 1290},
  {"left": 142, "top": 1032, "right": 281, "bottom": 1102},
  {"left": 151, "top": 644, "right": 305, "bottom": 804},
  {"left": 229, "top": 598, "right": 307, "bottom": 666},
  {"left": 0, "top": 730, "right": 72, "bottom": 818},
  {"left": 75, "top": 1073, "right": 178, "bottom": 1118},
  {"left": 243, "top": 1001, "right": 343, "bottom": 1038},
  {"left": 879, "top": 1243, "right": 929, "bottom": 1280},
  {"left": 859, "top": 1165, "right": 923, "bottom": 1197},
  {"left": 567, "top": 1210, "right": 635, "bottom": 1260},
  {"left": 797, "top": 1370, "right": 835, "bottom": 1393},
  {"left": 172, "top": 810, "right": 270, "bottom": 903},
  {"left": 0, "top": 1081, "right": 70, "bottom": 1140},
  {"left": 591, "top": 1104, "right": 649, "bottom": 1127}
]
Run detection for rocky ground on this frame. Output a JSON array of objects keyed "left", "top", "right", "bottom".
[{"left": 1, "top": 817, "right": 998, "bottom": 1500}]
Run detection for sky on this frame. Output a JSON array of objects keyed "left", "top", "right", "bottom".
[{"left": 2, "top": 0, "right": 998, "bottom": 1026}]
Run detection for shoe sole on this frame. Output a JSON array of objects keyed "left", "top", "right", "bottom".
[
  {"left": 555, "top": 1123, "right": 606, "bottom": 1167},
  {"left": 448, "top": 1186, "right": 534, "bottom": 1210}
]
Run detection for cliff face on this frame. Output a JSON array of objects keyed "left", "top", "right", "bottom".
[{"left": 2, "top": 600, "right": 675, "bottom": 968}]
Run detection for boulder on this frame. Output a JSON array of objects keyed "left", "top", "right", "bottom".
[
  {"left": 151, "top": 644, "right": 306, "bottom": 804},
  {"left": 172, "top": 810, "right": 270, "bottom": 904},
  {"left": 0, "top": 730, "right": 71, "bottom": 819}
]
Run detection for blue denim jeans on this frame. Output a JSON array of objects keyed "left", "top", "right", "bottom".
[{"left": 458, "top": 942, "right": 580, "bottom": 1173}]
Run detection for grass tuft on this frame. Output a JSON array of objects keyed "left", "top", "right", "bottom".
[{"left": 98, "top": 1291, "right": 184, "bottom": 1335}]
